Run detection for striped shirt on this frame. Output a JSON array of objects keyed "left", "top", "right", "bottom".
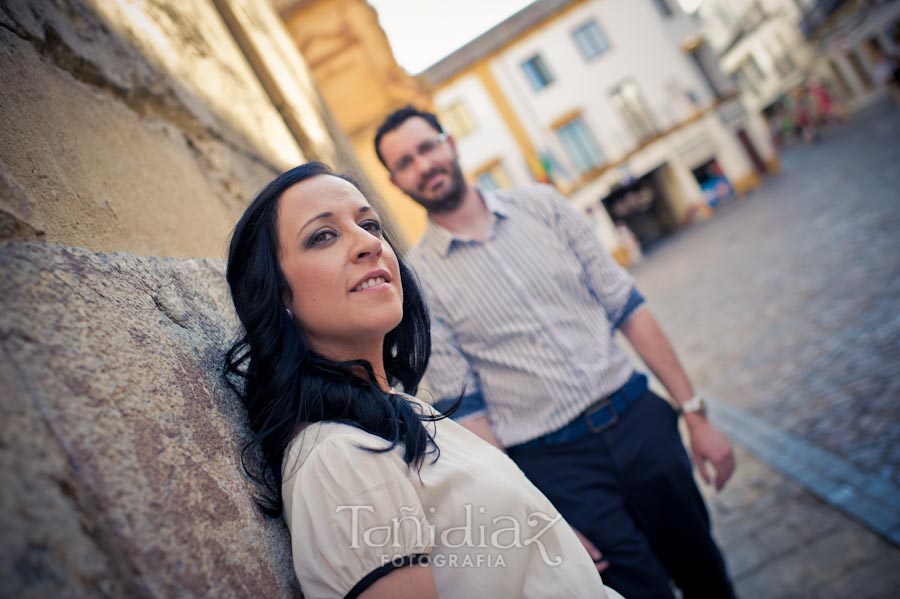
[{"left": 409, "top": 184, "right": 645, "bottom": 447}]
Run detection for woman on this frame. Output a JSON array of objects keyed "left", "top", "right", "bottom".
[{"left": 225, "top": 162, "right": 620, "bottom": 598}]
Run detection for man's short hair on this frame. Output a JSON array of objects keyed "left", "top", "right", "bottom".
[{"left": 374, "top": 105, "right": 445, "bottom": 169}]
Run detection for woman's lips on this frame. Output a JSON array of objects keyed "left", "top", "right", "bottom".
[{"left": 352, "top": 276, "right": 388, "bottom": 292}]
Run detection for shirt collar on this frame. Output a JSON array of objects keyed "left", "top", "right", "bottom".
[
  {"left": 483, "top": 189, "right": 509, "bottom": 219},
  {"left": 421, "top": 189, "right": 509, "bottom": 257}
]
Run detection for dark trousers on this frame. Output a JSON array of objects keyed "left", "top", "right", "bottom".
[{"left": 508, "top": 389, "right": 736, "bottom": 599}]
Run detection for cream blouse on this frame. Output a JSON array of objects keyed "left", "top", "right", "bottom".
[{"left": 282, "top": 394, "right": 619, "bottom": 599}]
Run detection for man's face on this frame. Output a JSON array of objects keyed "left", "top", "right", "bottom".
[{"left": 378, "top": 117, "right": 467, "bottom": 214}]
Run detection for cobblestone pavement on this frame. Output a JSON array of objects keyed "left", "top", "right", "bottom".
[
  {"left": 626, "top": 99, "right": 900, "bottom": 597},
  {"left": 703, "top": 444, "right": 900, "bottom": 598},
  {"left": 632, "top": 99, "right": 900, "bottom": 483}
]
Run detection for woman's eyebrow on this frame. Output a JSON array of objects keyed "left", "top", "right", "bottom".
[
  {"left": 298, "top": 205, "right": 376, "bottom": 237},
  {"left": 298, "top": 211, "right": 333, "bottom": 237}
]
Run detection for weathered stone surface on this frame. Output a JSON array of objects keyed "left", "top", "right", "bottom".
[
  {"left": 0, "top": 159, "right": 44, "bottom": 242},
  {"left": 2, "top": 0, "right": 304, "bottom": 171},
  {"left": 0, "top": 0, "right": 334, "bottom": 257},
  {"left": 0, "top": 25, "right": 253, "bottom": 257},
  {"left": 0, "top": 241, "right": 299, "bottom": 598}
]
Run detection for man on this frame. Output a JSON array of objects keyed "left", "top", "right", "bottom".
[{"left": 375, "top": 105, "right": 736, "bottom": 598}]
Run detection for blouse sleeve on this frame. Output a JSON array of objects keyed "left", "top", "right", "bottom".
[{"left": 282, "top": 432, "right": 434, "bottom": 598}]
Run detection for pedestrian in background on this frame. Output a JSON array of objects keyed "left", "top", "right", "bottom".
[
  {"left": 810, "top": 80, "right": 838, "bottom": 126},
  {"left": 793, "top": 86, "right": 820, "bottom": 144}
]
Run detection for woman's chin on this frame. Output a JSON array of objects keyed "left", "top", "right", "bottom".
[
  {"left": 355, "top": 309, "right": 405, "bottom": 343},
  {"left": 379, "top": 309, "right": 405, "bottom": 337}
]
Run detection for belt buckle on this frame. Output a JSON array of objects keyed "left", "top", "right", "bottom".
[{"left": 583, "top": 399, "right": 619, "bottom": 433}]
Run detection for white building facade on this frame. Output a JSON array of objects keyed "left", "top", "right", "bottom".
[
  {"left": 800, "top": 0, "right": 900, "bottom": 110},
  {"left": 695, "top": 0, "right": 818, "bottom": 114},
  {"left": 696, "top": 0, "right": 900, "bottom": 114},
  {"left": 424, "top": 0, "right": 778, "bottom": 258}
]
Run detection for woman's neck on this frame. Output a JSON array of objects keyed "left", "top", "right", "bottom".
[
  {"left": 369, "top": 361, "right": 391, "bottom": 392},
  {"left": 313, "top": 339, "right": 391, "bottom": 391}
]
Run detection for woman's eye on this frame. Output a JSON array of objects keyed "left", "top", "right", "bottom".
[
  {"left": 361, "top": 220, "right": 383, "bottom": 235},
  {"left": 308, "top": 230, "right": 336, "bottom": 247}
]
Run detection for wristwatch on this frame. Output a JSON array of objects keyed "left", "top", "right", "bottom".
[{"left": 678, "top": 395, "right": 707, "bottom": 416}]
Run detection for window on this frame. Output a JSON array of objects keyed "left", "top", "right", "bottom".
[
  {"left": 733, "top": 54, "right": 764, "bottom": 96},
  {"left": 688, "top": 44, "right": 724, "bottom": 99},
  {"left": 555, "top": 118, "right": 605, "bottom": 174},
  {"left": 521, "top": 54, "right": 554, "bottom": 90},
  {"left": 572, "top": 20, "right": 610, "bottom": 61},
  {"left": 744, "top": 54, "right": 765, "bottom": 81},
  {"left": 828, "top": 58, "right": 853, "bottom": 99},
  {"left": 474, "top": 160, "right": 512, "bottom": 191},
  {"left": 847, "top": 50, "right": 874, "bottom": 90},
  {"left": 733, "top": 69, "right": 758, "bottom": 97},
  {"left": 609, "top": 80, "right": 657, "bottom": 142},
  {"left": 771, "top": 34, "right": 796, "bottom": 77},
  {"left": 441, "top": 101, "right": 476, "bottom": 138},
  {"left": 772, "top": 48, "right": 796, "bottom": 77},
  {"left": 652, "top": 0, "right": 673, "bottom": 17}
]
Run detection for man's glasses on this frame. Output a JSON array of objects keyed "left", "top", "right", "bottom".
[{"left": 391, "top": 133, "right": 448, "bottom": 175}]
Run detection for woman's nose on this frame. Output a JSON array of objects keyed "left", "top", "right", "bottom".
[{"left": 351, "top": 230, "right": 383, "bottom": 262}]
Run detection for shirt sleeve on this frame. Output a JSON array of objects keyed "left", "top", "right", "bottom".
[
  {"left": 422, "top": 290, "right": 487, "bottom": 422},
  {"left": 282, "top": 434, "right": 434, "bottom": 598},
  {"left": 535, "top": 185, "right": 645, "bottom": 329}
]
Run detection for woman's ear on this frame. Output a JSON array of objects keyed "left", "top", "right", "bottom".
[{"left": 283, "top": 289, "right": 293, "bottom": 319}]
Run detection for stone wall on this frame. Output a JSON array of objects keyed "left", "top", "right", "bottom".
[
  {"left": 0, "top": 241, "right": 299, "bottom": 597},
  {"left": 0, "top": 0, "right": 375, "bottom": 595},
  {"left": 0, "top": 0, "right": 339, "bottom": 258}
]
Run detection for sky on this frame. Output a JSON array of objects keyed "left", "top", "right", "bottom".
[{"left": 367, "top": 0, "right": 702, "bottom": 74}]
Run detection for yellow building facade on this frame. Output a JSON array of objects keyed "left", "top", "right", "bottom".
[{"left": 278, "top": 0, "right": 433, "bottom": 245}]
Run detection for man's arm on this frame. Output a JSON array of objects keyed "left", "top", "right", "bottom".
[
  {"left": 458, "top": 414, "right": 503, "bottom": 449},
  {"left": 619, "top": 307, "right": 735, "bottom": 491}
]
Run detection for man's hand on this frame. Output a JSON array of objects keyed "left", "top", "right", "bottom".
[
  {"left": 619, "top": 309, "right": 736, "bottom": 491},
  {"left": 684, "top": 415, "right": 735, "bottom": 491},
  {"left": 571, "top": 527, "right": 610, "bottom": 574}
]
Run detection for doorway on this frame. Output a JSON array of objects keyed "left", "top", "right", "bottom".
[{"left": 601, "top": 167, "right": 678, "bottom": 250}]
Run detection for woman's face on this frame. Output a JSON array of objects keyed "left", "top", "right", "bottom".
[{"left": 275, "top": 175, "right": 403, "bottom": 359}]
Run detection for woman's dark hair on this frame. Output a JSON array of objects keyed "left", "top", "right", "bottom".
[{"left": 224, "top": 162, "right": 444, "bottom": 516}]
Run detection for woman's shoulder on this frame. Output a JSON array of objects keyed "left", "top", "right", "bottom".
[
  {"left": 280, "top": 419, "right": 428, "bottom": 516},
  {"left": 284, "top": 421, "right": 391, "bottom": 470},
  {"left": 394, "top": 391, "right": 439, "bottom": 414},
  {"left": 281, "top": 395, "right": 439, "bottom": 482}
]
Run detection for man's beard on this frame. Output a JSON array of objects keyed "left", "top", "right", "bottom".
[{"left": 408, "top": 160, "right": 467, "bottom": 215}]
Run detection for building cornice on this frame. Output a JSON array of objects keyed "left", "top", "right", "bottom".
[{"left": 423, "top": 0, "right": 587, "bottom": 87}]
